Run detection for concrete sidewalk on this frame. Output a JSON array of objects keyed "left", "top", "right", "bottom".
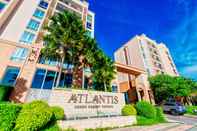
[{"left": 111, "top": 123, "right": 182, "bottom": 131}]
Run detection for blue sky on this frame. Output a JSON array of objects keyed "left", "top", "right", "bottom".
[{"left": 89, "top": 0, "right": 197, "bottom": 80}]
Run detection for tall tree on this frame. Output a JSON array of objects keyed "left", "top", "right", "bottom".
[
  {"left": 91, "top": 50, "right": 116, "bottom": 91},
  {"left": 42, "top": 11, "right": 86, "bottom": 88},
  {"left": 42, "top": 10, "right": 116, "bottom": 91},
  {"left": 149, "top": 74, "right": 197, "bottom": 104}
]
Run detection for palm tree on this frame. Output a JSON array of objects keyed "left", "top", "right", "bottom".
[
  {"left": 91, "top": 50, "right": 116, "bottom": 91},
  {"left": 42, "top": 11, "right": 86, "bottom": 88},
  {"left": 71, "top": 35, "right": 98, "bottom": 88},
  {"left": 41, "top": 10, "right": 116, "bottom": 90}
]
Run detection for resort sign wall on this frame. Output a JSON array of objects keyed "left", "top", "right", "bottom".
[{"left": 48, "top": 89, "right": 125, "bottom": 119}]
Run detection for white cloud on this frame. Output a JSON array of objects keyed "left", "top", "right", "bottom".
[
  {"left": 180, "top": 65, "right": 197, "bottom": 80},
  {"left": 182, "top": 65, "right": 197, "bottom": 72}
]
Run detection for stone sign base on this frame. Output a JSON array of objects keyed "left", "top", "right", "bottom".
[
  {"left": 26, "top": 88, "right": 125, "bottom": 119},
  {"left": 58, "top": 116, "right": 136, "bottom": 130}
]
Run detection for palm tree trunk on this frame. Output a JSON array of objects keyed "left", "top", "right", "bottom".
[
  {"left": 56, "top": 55, "right": 65, "bottom": 88},
  {"left": 82, "top": 67, "right": 85, "bottom": 89},
  {"left": 104, "top": 81, "right": 107, "bottom": 92}
]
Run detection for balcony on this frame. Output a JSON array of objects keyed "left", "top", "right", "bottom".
[
  {"left": 39, "top": 0, "right": 49, "bottom": 9},
  {"left": 56, "top": 2, "right": 82, "bottom": 16}
]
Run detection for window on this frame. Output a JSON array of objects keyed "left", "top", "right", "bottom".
[
  {"left": 31, "top": 68, "right": 73, "bottom": 89},
  {"left": 59, "top": 73, "right": 72, "bottom": 88},
  {"left": 39, "top": 0, "right": 48, "bottom": 9},
  {"left": 20, "top": 31, "right": 35, "bottom": 44},
  {"left": 124, "top": 92, "right": 129, "bottom": 104},
  {"left": 112, "top": 85, "right": 118, "bottom": 92},
  {"left": 39, "top": 56, "right": 59, "bottom": 66},
  {"left": 10, "top": 48, "right": 28, "bottom": 62},
  {"left": 33, "top": 9, "right": 45, "bottom": 19},
  {"left": 27, "top": 19, "right": 40, "bottom": 31},
  {"left": 43, "top": 71, "right": 56, "bottom": 89},
  {"left": 86, "top": 22, "right": 92, "bottom": 29},
  {"left": 0, "top": 2, "right": 6, "bottom": 12},
  {"left": 1, "top": 67, "right": 20, "bottom": 86},
  {"left": 56, "top": 3, "right": 66, "bottom": 12},
  {"left": 87, "top": 15, "right": 92, "bottom": 22},
  {"left": 32, "top": 69, "right": 46, "bottom": 89}
]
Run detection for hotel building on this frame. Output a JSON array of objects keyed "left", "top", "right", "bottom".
[
  {"left": 114, "top": 34, "right": 179, "bottom": 103},
  {"left": 0, "top": 0, "right": 95, "bottom": 102}
]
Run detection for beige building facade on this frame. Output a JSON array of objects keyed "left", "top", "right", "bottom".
[
  {"left": 0, "top": 0, "right": 95, "bottom": 102},
  {"left": 115, "top": 34, "right": 179, "bottom": 76},
  {"left": 114, "top": 34, "right": 179, "bottom": 103}
]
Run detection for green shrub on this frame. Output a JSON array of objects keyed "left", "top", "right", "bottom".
[
  {"left": 0, "top": 102, "right": 21, "bottom": 130},
  {"left": 121, "top": 104, "right": 137, "bottom": 116},
  {"left": 155, "top": 107, "right": 165, "bottom": 122},
  {"left": 0, "top": 85, "right": 13, "bottom": 101},
  {"left": 135, "top": 101, "right": 156, "bottom": 119},
  {"left": 14, "top": 100, "right": 53, "bottom": 131},
  {"left": 137, "top": 116, "right": 158, "bottom": 125},
  {"left": 41, "top": 122, "right": 61, "bottom": 131},
  {"left": 64, "top": 128, "right": 78, "bottom": 131},
  {"left": 51, "top": 106, "right": 65, "bottom": 120},
  {"left": 186, "top": 106, "right": 197, "bottom": 115}
]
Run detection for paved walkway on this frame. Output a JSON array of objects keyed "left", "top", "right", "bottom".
[{"left": 111, "top": 114, "right": 197, "bottom": 131}]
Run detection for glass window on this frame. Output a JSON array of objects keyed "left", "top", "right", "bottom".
[
  {"left": 27, "top": 19, "right": 40, "bottom": 31},
  {"left": 1, "top": 67, "right": 20, "bottom": 86},
  {"left": 43, "top": 71, "right": 56, "bottom": 89},
  {"left": 86, "top": 22, "right": 92, "bottom": 29},
  {"left": 124, "top": 92, "right": 129, "bottom": 104},
  {"left": 112, "top": 85, "right": 118, "bottom": 92},
  {"left": 59, "top": 72, "right": 65, "bottom": 87},
  {"left": 10, "top": 48, "right": 28, "bottom": 62},
  {"left": 0, "top": 2, "right": 6, "bottom": 12},
  {"left": 20, "top": 31, "right": 35, "bottom": 44},
  {"left": 31, "top": 69, "right": 46, "bottom": 89},
  {"left": 65, "top": 74, "right": 72, "bottom": 87},
  {"left": 87, "top": 15, "right": 92, "bottom": 22},
  {"left": 33, "top": 9, "right": 45, "bottom": 19},
  {"left": 56, "top": 3, "right": 66, "bottom": 12},
  {"left": 58, "top": 73, "right": 72, "bottom": 88},
  {"left": 39, "top": 0, "right": 48, "bottom": 9}
]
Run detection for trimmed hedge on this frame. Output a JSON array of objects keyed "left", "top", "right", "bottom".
[
  {"left": 155, "top": 107, "right": 165, "bottom": 122},
  {"left": 0, "top": 85, "right": 13, "bottom": 101},
  {"left": 137, "top": 116, "right": 158, "bottom": 125},
  {"left": 51, "top": 106, "right": 65, "bottom": 120},
  {"left": 14, "top": 101, "right": 53, "bottom": 131},
  {"left": 0, "top": 102, "right": 21, "bottom": 130},
  {"left": 41, "top": 122, "right": 61, "bottom": 131},
  {"left": 135, "top": 101, "right": 156, "bottom": 119},
  {"left": 121, "top": 104, "right": 137, "bottom": 116}
]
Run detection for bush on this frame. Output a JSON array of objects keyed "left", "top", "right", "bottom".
[
  {"left": 121, "top": 105, "right": 137, "bottom": 116},
  {"left": 137, "top": 116, "right": 158, "bottom": 125},
  {"left": 41, "top": 122, "right": 61, "bottom": 131},
  {"left": 155, "top": 107, "right": 165, "bottom": 122},
  {"left": 135, "top": 101, "right": 156, "bottom": 119},
  {"left": 0, "top": 102, "right": 21, "bottom": 130},
  {"left": 14, "top": 100, "right": 53, "bottom": 131},
  {"left": 0, "top": 85, "right": 13, "bottom": 101},
  {"left": 51, "top": 106, "right": 65, "bottom": 120},
  {"left": 186, "top": 106, "right": 197, "bottom": 115}
]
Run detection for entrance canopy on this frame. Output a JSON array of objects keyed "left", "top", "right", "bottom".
[{"left": 115, "top": 62, "right": 146, "bottom": 76}]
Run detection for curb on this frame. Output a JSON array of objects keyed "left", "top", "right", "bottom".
[
  {"left": 184, "top": 114, "right": 197, "bottom": 119},
  {"left": 156, "top": 123, "right": 182, "bottom": 131},
  {"left": 166, "top": 119, "right": 184, "bottom": 124}
]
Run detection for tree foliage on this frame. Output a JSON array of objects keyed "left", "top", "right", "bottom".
[
  {"left": 149, "top": 74, "right": 197, "bottom": 103},
  {"left": 42, "top": 10, "right": 116, "bottom": 91}
]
